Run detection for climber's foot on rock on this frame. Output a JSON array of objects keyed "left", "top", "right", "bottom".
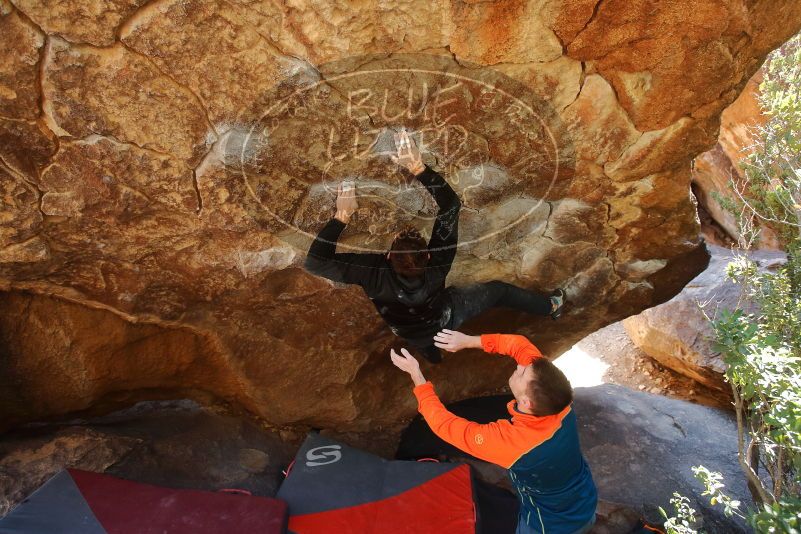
[{"left": 549, "top": 288, "right": 566, "bottom": 320}]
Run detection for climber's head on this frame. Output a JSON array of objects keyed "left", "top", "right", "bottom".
[
  {"left": 509, "top": 358, "right": 573, "bottom": 416},
  {"left": 387, "top": 227, "right": 429, "bottom": 278}
]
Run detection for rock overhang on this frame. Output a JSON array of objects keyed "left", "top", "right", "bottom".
[{"left": 1, "top": 0, "right": 801, "bottom": 430}]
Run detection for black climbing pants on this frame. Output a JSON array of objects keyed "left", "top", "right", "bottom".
[
  {"left": 447, "top": 280, "right": 553, "bottom": 330},
  {"left": 413, "top": 281, "right": 552, "bottom": 363}
]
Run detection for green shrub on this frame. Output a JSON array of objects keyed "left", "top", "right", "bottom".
[{"left": 663, "top": 32, "right": 801, "bottom": 534}]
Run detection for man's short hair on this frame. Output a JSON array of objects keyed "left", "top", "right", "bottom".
[
  {"left": 526, "top": 358, "right": 573, "bottom": 416},
  {"left": 389, "top": 227, "right": 428, "bottom": 277}
]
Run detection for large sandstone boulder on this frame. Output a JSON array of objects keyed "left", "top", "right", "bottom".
[
  {"left": 691, "top": 66, "right": 783, "bottom": 249},
  {"left": 2, "top": 0, "right": 801, "bottom": 431},
  {"left": 623, "top": 244, "right": 786, "bottom": 392}
]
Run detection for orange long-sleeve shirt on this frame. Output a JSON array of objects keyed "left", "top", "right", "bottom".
[
  {"left": 412, "top": 334, "right": 568, "bottom": 469},
  {"left": 412, "top": 333, "right": 598, "bottom": 534}
]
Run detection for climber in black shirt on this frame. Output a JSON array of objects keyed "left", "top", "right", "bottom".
[{"left": 304, "top": 130, "right": 565, "bottom": 363}]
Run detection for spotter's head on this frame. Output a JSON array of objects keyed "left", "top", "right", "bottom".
[{"left": 509, "top": 358, "right": 573, "bottom": 416}]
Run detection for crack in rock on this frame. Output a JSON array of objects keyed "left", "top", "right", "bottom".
[{"left": 116, "top": 40, "right": 219, "bottom": 140}]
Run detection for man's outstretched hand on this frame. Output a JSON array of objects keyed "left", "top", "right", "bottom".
[
  {"left": 433, "top": 330, "right": 482, "bottom": 352},
  {"left": 390, "top": 129, "right": 425, "bottom": 175},
  {"left": 334, "top": 182, "right": 358, "bottom": 224},
  {"left": 390, "top": 348, "right": 427, "bottom": 386}
]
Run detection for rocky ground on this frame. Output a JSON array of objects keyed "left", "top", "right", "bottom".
[
  {"left": 0, "top": 377, "right": 747, "bottom": 534},
  {"left": 556, "top": 321, "right": 732, "bottom": 411}
]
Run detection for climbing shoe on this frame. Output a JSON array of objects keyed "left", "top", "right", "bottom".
[{"left": 549, "top": 288, "right": 566, "bottom": 320}]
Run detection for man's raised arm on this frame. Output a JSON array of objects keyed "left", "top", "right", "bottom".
[
  {"left": 304, "top": 217, "right": 348, "bottom": 282},
  {"left": 414, "top": 164, "right": 461, "bottom": 215},
  {"left": 304, "top": 183, "right": 380, "bottom": 285},
  {"left": 413, "top": 381, "right": 521, "bottom": 468},
  {"left": 390, "top": 347, "right": 519, "bottom": 467},
  {"left": 434, "top": 330, "right": 543, "bottom": 366},
  {"left": 391, "top": 130, "right": 460, "bottom": 272},
  {"left": 480, "top": 334, "right": 543, "bottom": 366},
  {"left": 416, "top": 164, "right": 461, "bottom": 271}
]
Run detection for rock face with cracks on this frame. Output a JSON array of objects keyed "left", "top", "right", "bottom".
[{"left": 1, "top": 0, "right": 801, "bottom": 432}]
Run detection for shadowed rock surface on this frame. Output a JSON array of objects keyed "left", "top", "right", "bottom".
[
  {"left": 576, "top": 385, "right": 750, "bottom": 532},
  {"left": 0, "top": 400, "right": 300, "bottom": 517},
  {"left": 2, "top": 0, "right": 801, "bottom": 431}
]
